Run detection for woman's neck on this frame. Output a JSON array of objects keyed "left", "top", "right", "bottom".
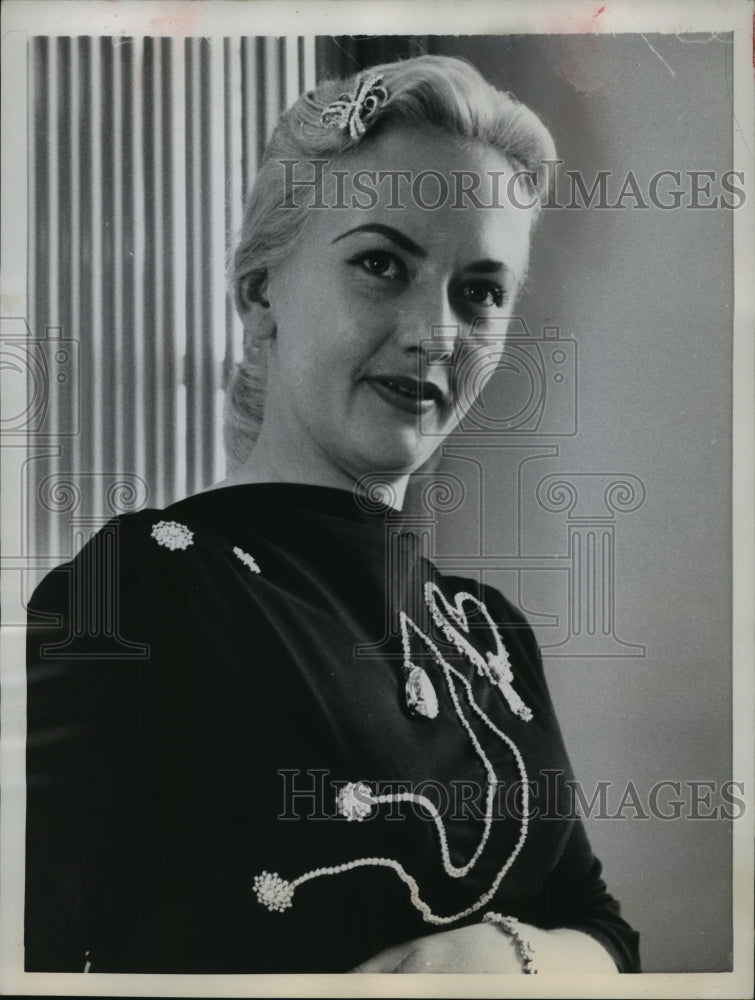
[{"left": 211, "top": 430, "right": 410, "bottom": 510}]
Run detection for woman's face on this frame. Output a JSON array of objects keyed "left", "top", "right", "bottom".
[{"left": 252, "top": 124, "right": 534, "bottom": 488}]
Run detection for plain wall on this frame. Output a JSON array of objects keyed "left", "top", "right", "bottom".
[{"left": 424, "top": 34, "right": 733, "bottom": 973}]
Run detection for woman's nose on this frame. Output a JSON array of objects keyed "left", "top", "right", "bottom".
[{"left": 394, "top": 289, "right": 461, "bottom": 364}]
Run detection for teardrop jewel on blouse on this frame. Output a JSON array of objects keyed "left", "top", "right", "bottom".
[{"left": 404, "top": 664, "right": 439, "bottom": 719}]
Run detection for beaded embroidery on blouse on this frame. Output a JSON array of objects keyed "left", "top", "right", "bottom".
[
  {"left": 253, "top": 585, "right": 533, "bottom": 925},
  {"left": 150, "top": 520, "right": 194, "bottom": 551},
  {"left": 233, "top": 547, "right": 262, "bottom": 573},
  {"left": 144, "top": 518, "right": 532, "bottom": 925}
]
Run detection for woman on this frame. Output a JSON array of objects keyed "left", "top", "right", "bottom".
[{"left": 25, "top": 55, "right": 640, "bottom": 975}]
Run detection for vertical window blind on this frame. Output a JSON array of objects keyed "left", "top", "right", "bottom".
[{"left": 27, "top": 35, "right": 316, "bottom": 575}]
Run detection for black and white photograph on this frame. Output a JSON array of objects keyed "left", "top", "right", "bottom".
[{"left": 1, "top": 1, "right": 752, "bottom": 996}]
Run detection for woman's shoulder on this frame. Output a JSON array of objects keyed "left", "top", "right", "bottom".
[
  {"left": 26, "top": 508, "right": 154, "bottom": 633},
  {"left": 132, "top": 486, "right": 257, "bottom": 548},
  {"left": 28, "top": 484, "right": 284, "bottom": 622},
  {"left": 40, "top": 487, "right": 239, "bottom": 575},
  {"left": 26, "top": 497, "right": 204, "bottom": 619}
]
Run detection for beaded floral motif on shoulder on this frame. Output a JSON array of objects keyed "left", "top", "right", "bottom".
[
  {"left": 150, "top": 520, "right": 194, "bottom": 551},
  {"left": 233, "top": 546, "right": 261, "bottom": 574}
]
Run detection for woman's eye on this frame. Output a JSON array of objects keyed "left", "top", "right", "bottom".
[
  {"left": 460, "top": 281, "right": 505, "bottom": 308},
  {"left": 353, "top": 251, "right": 406, "bottom": 281}
]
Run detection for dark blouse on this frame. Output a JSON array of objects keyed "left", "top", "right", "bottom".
[{"left": 25, "top": 483, "right": 640, "bottom": 973}]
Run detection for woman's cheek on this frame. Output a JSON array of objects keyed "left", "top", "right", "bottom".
[{"left": 452, "top": 343, "right": 492, "bottom": 410}]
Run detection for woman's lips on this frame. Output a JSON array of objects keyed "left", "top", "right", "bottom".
[{"left": 365, "top": 375, "right": 445, "bottom": 415}]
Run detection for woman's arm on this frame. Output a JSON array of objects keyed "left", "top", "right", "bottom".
[
  {"left": 352, "top": 921, "right": 619, "bottom": 973},
  {"left": 482, "top": 582, "right": 642, "bottom": 972},
  {"left": 352, "top": 833, "right": 636, "bottom": 975},
  {"left": 352, "top": 814, "right": 639, "bottom": 974},
  {"left": 352, "top": 579, "right": 641, "bottom": 975},
  {"left": 25, "top": 518, "right": 150, "bottom": 971},
  {"left": 514, "top": 816, "right": 641, "bottom": 972}
]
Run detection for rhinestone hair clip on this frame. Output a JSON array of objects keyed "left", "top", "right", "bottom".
[{"left": 320, "top": 73, "right": 389, "bottom": 141}]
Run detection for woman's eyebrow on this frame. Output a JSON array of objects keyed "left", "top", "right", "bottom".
[
  {"left": 331, "top": 223, "right": 427, "bottom": 258},
  {"left": 466, "top": 259, "right": 509, "bottom": 275}
]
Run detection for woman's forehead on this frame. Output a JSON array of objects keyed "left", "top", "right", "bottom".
[
  {"left": 334, "top": 126, "right": 523, "bottom": 205},
  {"left": 354, "top": 122, "right": 509, "bottom": 171},
  {"left": 284, "top": 125, "right": 535, "bottom": 270}
]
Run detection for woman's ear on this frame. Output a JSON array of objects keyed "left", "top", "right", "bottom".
[{"left": 235, "top": 270, "right": 276, "bottom": 342}]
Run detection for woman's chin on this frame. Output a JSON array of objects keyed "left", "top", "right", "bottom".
[{"left": 350, "top": 433, "right": 436, "bottom": 480}]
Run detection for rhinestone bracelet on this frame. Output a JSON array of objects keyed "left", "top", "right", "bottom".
[{"left": 483, "top": 912, "right": 538, "bottom": 974}]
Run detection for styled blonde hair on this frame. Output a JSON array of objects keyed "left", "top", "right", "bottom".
[{"left": 224, "top": 54, "right": 557, "bottom": 471}]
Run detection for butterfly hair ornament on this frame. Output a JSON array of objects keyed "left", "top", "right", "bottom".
[{"left": 320, "top": 74, "right": 389, "bottom": 141}]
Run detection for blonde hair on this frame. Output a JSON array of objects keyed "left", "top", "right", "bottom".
[{"left": 224, "top": 54, "right": 557, "bottom": 471}]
